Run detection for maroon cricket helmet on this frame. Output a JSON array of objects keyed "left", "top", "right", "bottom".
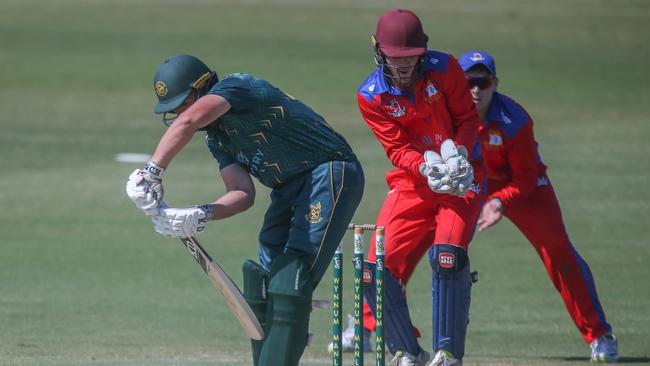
[{"left": 375, "top": 9, "right": 428, "bottom": 57}]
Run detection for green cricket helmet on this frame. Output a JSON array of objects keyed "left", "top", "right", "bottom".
[{"left": 153, "top": 54, "right": 218, "bottom": 120}]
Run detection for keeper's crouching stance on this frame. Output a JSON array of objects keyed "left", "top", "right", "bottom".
[
  {"left": 125, "top": 54, "right": 365, "bottom": 366},
  {"left": 356, "top": 9, "right": 483, "bottom": 365}
]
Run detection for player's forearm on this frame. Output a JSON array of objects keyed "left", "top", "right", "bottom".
[
  {"left": 203, "top": 189, "right": 256, "bottom": 220},
  {"left": 385, "top": 144, "right": 425, "bottom": 176},
  {"left": 151, "top": 119, "right": 196, "bottom": 168}
]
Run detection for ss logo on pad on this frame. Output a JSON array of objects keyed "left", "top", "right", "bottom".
[{"left": 438, "top": 253, "right": 456, "bottom": 268}]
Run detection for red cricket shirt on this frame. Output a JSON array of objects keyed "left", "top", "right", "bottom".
[
  {"left": 479, "top": 92, "right": 548, "bottom": 206},
  {"left": 357, "top": 51, "right": 481, "bottom": 190}
]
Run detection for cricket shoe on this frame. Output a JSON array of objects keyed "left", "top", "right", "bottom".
[
  {"left": 426, "top": 350, "right": 462, "bottom": 366},
  {"left": 390, "top": 350, "right": 431, "bottom": 366},
  {"left": 327, "top": 314, "right": 372, "bottom": 353},
  {"left": 590, "top": 333, "right": 619, "bottom": 363}
]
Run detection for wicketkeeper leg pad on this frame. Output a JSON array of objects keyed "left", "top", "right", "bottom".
[
  {"left": 429, "top": 244, "right": 472, "bottom": 359},
  {"left": 363, "top": 261, "right": 422, "bottom": 356},
  {"left": 258, "top": 254, "right": 313, "bottom": 366},
  {"left": 242, "top": 260, "right": 269, "bottom": 366}
]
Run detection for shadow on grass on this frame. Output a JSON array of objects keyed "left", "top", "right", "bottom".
[
  {"left": 467, "top": 355, "right": 650, "bottom": 365},
  {"left": 560, "top": 356, "right": 650, "bottom": 364}
]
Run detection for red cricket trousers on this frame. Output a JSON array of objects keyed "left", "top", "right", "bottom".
[
  {"left": 503, "top": 183, "right": 611, "bottom": 343},
  {"left": 363, "top": 185, "right": 482, "bottom": 331}
]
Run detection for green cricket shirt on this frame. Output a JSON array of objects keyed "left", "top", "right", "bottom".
[{"left": 205, "top": 73, "right": 354, "bottom": 188}]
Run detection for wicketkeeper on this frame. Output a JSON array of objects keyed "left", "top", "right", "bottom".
[
  {"left": 355, "top": 9, "right": 484, "bottom": 366},
  {"left": 125, "top": 54, "right": 364, "bottom": 366},
  {"left": 460, "top": 50, "right": 619, "bottom": 363}
]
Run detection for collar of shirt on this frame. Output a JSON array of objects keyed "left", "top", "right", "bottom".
[{"left": 484, "top": 92, "right": 531, "bottom": 139}]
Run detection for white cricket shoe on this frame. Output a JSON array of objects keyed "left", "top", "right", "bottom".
[
  {"left": 327, "top": 314, "right": 372, "bottom": 353},
  {"left": 426, "top": 350, "right": 462, "bottom": 366},
  {"left": 390, "top": 350, "right": 431, "bottom": 366},
  {"left": 590, "top": 333, "right": 619, "bottom": 363}
]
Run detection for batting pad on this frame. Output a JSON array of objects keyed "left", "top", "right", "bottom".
[
  {"left": 258, "top": 254, "right": 313, "bottom": 366},
  {"left": 242, "top": 260, "right": 269, "bottom": 366}
]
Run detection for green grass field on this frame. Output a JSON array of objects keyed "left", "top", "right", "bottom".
[{"left": 1, "top": 0, "right": 649, "bottom": 365}]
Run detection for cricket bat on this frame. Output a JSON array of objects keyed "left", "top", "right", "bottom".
[{"left": 179, "top": 236, "right": 264, "bottom": 340}]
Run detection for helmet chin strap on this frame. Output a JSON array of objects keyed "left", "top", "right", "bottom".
[
  {"left": 371, "top": 35, "right": 424, "bottom": 92},
  {"left": 162, "top": 112, "right": 177, "bottom": 127},
  {"left": 382, "top": 62, "right": 422, "bottom": 91}
]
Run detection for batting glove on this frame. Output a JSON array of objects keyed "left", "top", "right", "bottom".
[
  {"left": 125, "top": 161, "right": 165, "bottom": 216},
  {"left": 153, "top": 205, "right": 209, "bottom": 238}
]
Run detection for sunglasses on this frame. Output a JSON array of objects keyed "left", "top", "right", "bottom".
[{"left": 467, "top": 76, "right": 493, "bottom": 90}]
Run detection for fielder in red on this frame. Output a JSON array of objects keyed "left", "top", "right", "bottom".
[
  {"left": 354, "top": 9, "right": 483, "bottom": 366},
  {"left": 459, "top": 50, "right": 619, "bottom": 363}
]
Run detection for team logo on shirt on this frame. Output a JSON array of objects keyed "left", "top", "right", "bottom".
[
  {"left": 424, "top": 81, "right": 441, "bottom": 103},
  {"left": 305, "top": 202, "right": 323, "bottom": 224},
  {"left": 387, "top": 99, "right": 406, "bottom": 118},
  {"left": 438, "top": 252, "right": 456, "bottom": 268},
  {"left": 426, "top": 84, "right": 437, "bottom": 97},
  {"left": 489, "top": 133, "right": 503, "bottom": 146},
  {"left": 486, "top": 130, "right": 503, "bottom": 151}
]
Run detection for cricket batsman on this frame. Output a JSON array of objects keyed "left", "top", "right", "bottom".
[
  {"left": 125, "top": 54, "right": 364, "bottom": 366},
  {"left": 459, "top": 50, "right": 619, "bottom": 363},
  {"left": 355, "top": 9, "right": 484, "bottom": 366}
]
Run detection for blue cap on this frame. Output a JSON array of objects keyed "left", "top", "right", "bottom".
[{"left": 459, "top": 50, "right": 496, "bottom": 76}]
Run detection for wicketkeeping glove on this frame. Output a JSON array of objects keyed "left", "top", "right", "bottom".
[
  {"left": 440, "top": 139, "right": 474, "bottom": 196},
  {"left": 152, "top": 205, "right": 209, "bottom": 238},
  {"left": 419, "top": 150, "right": 454, "bottom": 194},
  {"left": 125, "top": 161, "right": 165, "bottom": 216}
]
